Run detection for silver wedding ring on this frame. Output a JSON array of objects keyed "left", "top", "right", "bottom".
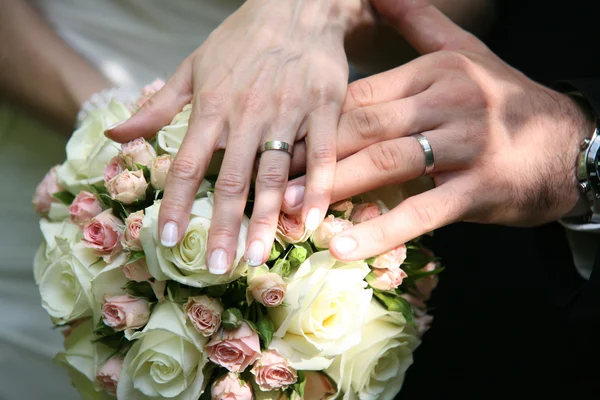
[
  {"left": 258, "top": 140, "right": 293, "bottom": 156},
  {"left": 412, "top": 133, "right": 435, "bottom": 175}
]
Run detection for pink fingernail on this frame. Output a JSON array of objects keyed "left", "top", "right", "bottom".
[
  {"left": 305, "top": 207, "right": 321, "bottom": 231},
  {"left": 245, "top": 240, "right": 265, "bottom": 267},
  {"left": 284, "top": 185, "right": 305, "bottom": 208},
  {"left": 160, "top": 221, "right": 178, "bottom": 247},
  {"left": 333, "top": 236, "right": 357, "bottom": 256},
  {"left": 208, "top": 249, "right": 229, "bottom": 275}
]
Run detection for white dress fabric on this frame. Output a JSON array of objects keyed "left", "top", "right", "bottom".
[{"left": 0, "top": 1, "right": 241, "bottom": 398}]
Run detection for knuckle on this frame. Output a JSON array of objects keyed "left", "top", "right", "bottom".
[
  {"left": 309, "top": 143, "right": 336, "bottom": 165},
  {"left": 367, "top": 142, "right": 401, "bottom": 173},
  {"left": 237, "top": 87, "right": 265, "bottom": 112},
  {"left": 251, "top": 213, "right": 277, "bottom": 230},
  {"left": 440, "top": 51, "right": 472, "bottom": 72},
  {"left": 170, "top": 156, "right": 202, "bottom": 183},
  {"left": 349, "top": 108, "right": 382, "bottom": 141},
  {"left": 215, "top": 172, "right": 249, "bottom": 197},
  {"left": 347, "top": 79, "right": 374, "bottom": 108},
  {"left": 208, "top": 224, "right": 240, "bottom": 243},
  {"left": 369, "top": 224, "right": 386, "bottom": 244},
  {"left": 311, "top": 81, "right": 342, "bottom": 108},
  {"left": 277, "top": 88, "right": 303, "bottom": 116},
  {"left": 256, "top": 165, "right": 288, "bottom": 189},
  {"left": 195, "top": 90, "right": 226, "bottom": 117},
  {"left": 405, "top": 199, "right": 437, "bottom": 232}
]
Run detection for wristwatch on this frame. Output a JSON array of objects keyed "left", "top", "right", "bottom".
[{"left": 576, "top": 120, "right": 600, "bottom": 217}]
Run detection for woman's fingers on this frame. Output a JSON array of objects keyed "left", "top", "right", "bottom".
[
  {"left": 329, "top": 178, "right": 473, "bottom": 260},
  {"left": 106, "top": 59, "right": 193, "bottom": 142},
  {"left": 157, "top": 101, "right": 225, "bottom": 246}
]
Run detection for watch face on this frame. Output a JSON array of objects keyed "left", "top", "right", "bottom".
[{"left": 588, "top": 131, "right": 600, "bottom": 198}]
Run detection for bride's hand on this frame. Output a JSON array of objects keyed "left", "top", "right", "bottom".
[
  {"left": 106, "top": 0, "right": 370, "bottom": 274},
  {"left": 283, "top": 0, "right": 594, "bottom": 260}
]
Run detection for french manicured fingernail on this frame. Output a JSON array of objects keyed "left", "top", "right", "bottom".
[
  {"left": 333, "top": 236, "right": 357, "bottom": 256},
  {"left": 160, "top": 221, "right": 178, "bottom": 247},
  {"left": 208, "top": 248, "right": 229, "bottom": 275},
  {"left": 284, "top": 185, "right": 305, "bottom": 208},
  {"left": 305, "top": 207, "right": 321, "bottom": 231},
  {"left": 104, "top": 120, "right": 125, "bottom": 135},
  {"left": 245, "top": 240, "right": 265, "bottom": 267}
]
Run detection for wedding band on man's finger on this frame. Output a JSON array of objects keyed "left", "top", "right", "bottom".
[{"left": 411, "top": 133, "right": 435, "bottom": 176}]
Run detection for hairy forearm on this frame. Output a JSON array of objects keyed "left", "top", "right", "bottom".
[
  {"left": 0, "top": 0, "right": 111, "bottom": 133},
  {"left": 345, "top": 0, "right": 497, "bottom": 74}
]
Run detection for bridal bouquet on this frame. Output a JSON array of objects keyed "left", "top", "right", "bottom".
[{"left": 32, "top": 82, "right": 441, "bottom": 400}]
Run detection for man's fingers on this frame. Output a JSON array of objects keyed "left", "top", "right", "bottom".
[
  {"left": 106, "top": 60, "right": 193, "bottom": 143},
  {"left": 372, "top": 0, "right": 489, "bottom": 55},
  {"left": 329, "top": 180, "right": 471, "bottom": 261}
]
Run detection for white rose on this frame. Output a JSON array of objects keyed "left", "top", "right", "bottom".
[
  {"left": 40, "top": 242, "right": 126, "bottom": 325},
  {"left": 156, "top": 103, "right": 224, "bottom": 175},
  {"left": 34, "top": 218, "right": 81, "bottom": 284},
  {"left": 326, "top": 301, "right": 420, "bottom": 400},
  {"left": 268, "top": 251, "right": 372, "bottom": 370},
  {"left": 140, "top": 196, "right": 248, "bottom": 287},
  {"left": 54, "top": 319, "right": 114, "bottom": 400},
  {"left": 117, "top": 301, "right": 209, "bottom": 400},
  {"left": 57, "top": 100, "right": 132, "bottom": 193}
]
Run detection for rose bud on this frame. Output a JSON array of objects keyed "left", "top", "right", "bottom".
[
  {"left": 120, "top": 137, "right": 156, "bottom": 169},
  {"left": 248, "top": 273, "right": 286, "bottom": 307},
  {"left": 329, "top": 199, "right": 354, "bottom": 219},
  {"left": 32, "top": 165, "right": 63, "bottom": 215},
  {"left": 250, "top": 349, "right": 297, "bottom": 391},
  {"left": 136, "top": 79, "right": 165, "bottom": 109},
  {"left": 366, "top": 266, "right": 408, "bottom": 291},
  {"left": 68, "top": 191, "right": 102, "bottom": 226},
  {"left": 106, "top": 169, "right": 148, "bottom": 204},
  {"left": 211, "top": 372, "right": 253, "bottom": 400},
  {"left": 276, "top": 212, "right": 308, "bottom": 244},
  {"left": 303, "top": 371, "right": 337, "bottom": 400},
  {"left": 311, "top": 215, "right": 353, "bottom": 250},
  {"left": 82, "top": 209, "right": 124, "bottom": 262},
  {"left": 183, "top": 295, "right": 223, "bottom": 337},
  {"left": 122, "top": 258, "right": 152, "bottom": 282},
  {"left": 350, "top": 202, "right": 383, "bottom": 224},
  {"left": 205, "top": 321, "right": 261, "bottom": 372},
  {"left": 150, "top": 154, "right": 172, "bottom": 190},
  {"left": 221, "top": 308, "right": 244, "bottom": 331},
  {"left": 371, "top": 244, "right": 407, "bottom": 270},
  {"left": 96, "top": 356, "right": 124, "bottom": 396},
  {"left": 122, "top": 210, "right": 144, "bottom": 250},
  {"left": 104, "top": 156, "right": 126, "bottom": 183},
  {"left": 101, "top": 294, "right": 150, "bottom": 331}
]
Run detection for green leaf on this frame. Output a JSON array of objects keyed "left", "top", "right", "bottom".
[
  {"left": 206, "top": 284, "right": 228, "bottom": 298},
  {"left": 125, "top": 251, "right": 145, "bottom": 265},
  {"left": 256, "top": 312, "right": 275, "bottom": 348},
  {"left": 403, "top": 247, "right": 435, "bottom": 270},
  {"left": 122, "top": 280, "right": 157, "bottom": 301},
  {"left": 293, "top": 370, "right": 307, "bottom": 398},
  {"left": 373, "top": 289, "right": 414, "bottom": 323},
  {"left": 402, "top": 266, "right": 444, "bottom": 286},
  {"left": 52, "top": 190, "right": 76, "bottom": 206},
  {"left": 93, "top": 322, "right": 115, "bottom": 338},
  {"left": 365, "top": 256, "right": 376, "bottom": 265},
  {"left": 222, "top": 308, "right": 244, "bottom": 331},
  {"left": 329, "top": 209, "right": 347, "bottom": 219},
  {"left": 93, "top": 333, "right": 128, "bottom": 350}
]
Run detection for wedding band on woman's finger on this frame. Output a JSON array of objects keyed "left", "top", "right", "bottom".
[
  {"left": 412, "top": 133, "right": 435, "bottom": 175},
  {"left": 258, "top": 140, "right": 293, "bottom": 156}
]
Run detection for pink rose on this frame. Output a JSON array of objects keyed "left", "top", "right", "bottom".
[
  {"left": 211, "top": 372, "right": 253, "bottom": 400},
  {"left": 329, "top": 199, "right": 354, "bottom": 219},
  {"left": 106, "top": 169, "right": 148, "bottom": 204},
  {"left": 122, "top": 210, "right": 144, "bottom": 250},
  {"left": 371, "top": 244, "right": 407, "bottom": 269},
  {"left": 96, "top": 356, "right": 124, "bottom": 396},
  {"left": 184, "top": 296, "right": 223, "bottom": 337},
  {"left": 82, "top": 210, "right": 124, "bottom": 262},
  {"left": 101, "top": 294, "right": 150, "bottom": 331},
  {"left": 311, "top": 215, "right": 353, "bottom": 250},
  {"left": 350, "top": 202, "right": 382, "bottom": 224},
  {"left": 122, "top": 258, "right": 152, "bottom": 282},
  {"left": 150, "top": 154, "right": 172, "bottom": 190},
  {"left": 276, "top": 212, "right": 307, "bottom": 244},
  {"left": 206, "top": 322, "right": 261, "bottom": 372},
  {"left": 367, "top": 266, "right": 408, "bottom": 291},
  {"left": 250, "top": 350, "right": 297, "bottom": 391},
  {"left": 248, "top": 273, "right": 286, "bottom": 307},
  {"left": 32, "top": 166, "right": 63, "bottom": 215},
  {"left": 104, "top": 156, "right": 126, "bottom": 183},
  {"left": 136, "top": 79, "right": 165, "bottom": 109},
  {"left": 68, "top": 191, "right": 102, "bottom": 226},
  {"left": 120, "top": 138, "right": 156, "bottom": 169},
  {"left": 414, "top": 311, "right": 434, "bottom": 338},
  {"left": 415, "top": 262, "right": 439, "bottom": 301},
  {"left": 303, "top": 371, "right": 337, "bottom": 400}
]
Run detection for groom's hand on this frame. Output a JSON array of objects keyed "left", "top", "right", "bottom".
[{"left": 283, "top": 0, "right": 594, "bottom": 261}]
